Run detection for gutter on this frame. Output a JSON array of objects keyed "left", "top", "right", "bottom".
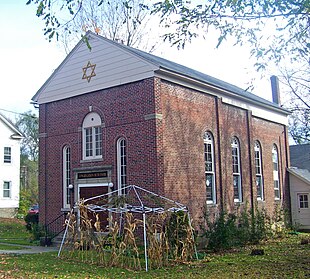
[{"left": 155, "top": 67, "right": 291, "bottom": 116}]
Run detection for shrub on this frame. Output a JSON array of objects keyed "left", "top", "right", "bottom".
[
  {"left": 24, "top": 213, "right": 39, "bottom": 231},
  {"left": 24, "top": 213, "right": 45, "bottom": 240},
  {"left": 204, "top": 212, "right": 238, "bottom": 251},
  {"left": 251, "top": 207, "right": 272, "bottom": 243},
  {"left": 203, "top": 207, "right": 273, "bottom": 252}
]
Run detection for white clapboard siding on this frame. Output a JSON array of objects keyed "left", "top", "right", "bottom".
[
  {"left": 34, "top": 33, "right": 158, "bottom": 104},
  {"left": 0, "top": 115, "right": 22, "bottom": 211}
]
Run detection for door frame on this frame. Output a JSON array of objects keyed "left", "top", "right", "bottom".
[
  {"left": 296, "top": 192, "right": 310, "bottom": 227},
  {"left": 77, "top": 182, "right": 111, "bottom": 230}
]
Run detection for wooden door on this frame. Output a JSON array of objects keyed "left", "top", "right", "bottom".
[
  {"left": 297, "top": 193, "right": 310, "bottom": 227},
  {"left": 79, "top": 186, "right": 109, "bottom": 231}
]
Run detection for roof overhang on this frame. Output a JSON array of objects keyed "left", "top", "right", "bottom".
[
  {"left": 155, "top": 67, "right": 290, "bottom": 125},
  {"left": 0, "top": 114, "right": 24, "bottom": 139},
  {"left": 288, "top": 167, "right": 310, "bottom": 186}
]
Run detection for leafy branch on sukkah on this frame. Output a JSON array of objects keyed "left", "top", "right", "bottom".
[{"left": 58, "top": 185, "right": 197, "bottom": 271}]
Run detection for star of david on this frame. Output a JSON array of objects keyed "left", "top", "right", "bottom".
[{"left": 82, "top": 61, "right": 96, "bottom": 83}]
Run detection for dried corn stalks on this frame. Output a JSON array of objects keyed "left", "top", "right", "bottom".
[{"left": 60, "top": 200, "right": 196, "bottom": 270}]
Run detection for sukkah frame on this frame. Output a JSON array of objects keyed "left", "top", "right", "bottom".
[{"left": 58, "top": 184, "right": 198, "bottom": 271}]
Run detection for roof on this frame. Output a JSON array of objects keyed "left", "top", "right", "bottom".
[
  {"left": 288, "top": 167, "right": 310, "bottom": 185},
  {"left": 32, "top": 31, "right": 290, "bottom": 116},
  {"left": 103, "top": 33, "right": 289, "bottom": 114},
  {"left": 290, "top": 144, "right": 310, "bottom": 171},
  {"left": 0, "top": 113, "right": 23, "bottom": 139}
]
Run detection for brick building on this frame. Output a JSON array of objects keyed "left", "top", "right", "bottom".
[{"left": 32, "top": 32, "right": 290, "bottom": 228}]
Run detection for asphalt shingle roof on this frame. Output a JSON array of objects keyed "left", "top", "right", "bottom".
[
  {"left": 113, "top": 37, "right": 289, "bottom": 113},
  {"left": 290, "top": 144, "right": 310, "bottom": 171},
  {"left": 288, "top": 167, "right": 310, "bottom": 184}
]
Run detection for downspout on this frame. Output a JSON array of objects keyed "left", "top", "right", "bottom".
[
  {"left": 215, "top": 97, "right": 224, "bottom": 211},
  {"left": 44, "top": 104, "right": 48, "bottom": 230},
  {"left": 283, "top": 126, "right": 292, "bottom": 226},
  {"left": 246, "top": 110, "right": 254, "bottom": 215},
  {"left": 278, "top": 135, "right": 284, "bottom": 206},
  {"left": 283, "top": 127, "right": 289, "bottom": 169}
]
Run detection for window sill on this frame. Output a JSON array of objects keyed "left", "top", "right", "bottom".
[
  {"left": 206, "top": 202, "right": 218, "bottom": 208},
  {"left": 61, "top": 208, "right": 71, "bottom": 212},
  {"left": 80, "top": 158, "right": 103, "bottom": 163}
]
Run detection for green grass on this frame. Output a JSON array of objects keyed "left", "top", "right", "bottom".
[
  {"left": 0, "top": 218, "right": 33, "bottom": 246},
  {"left": 0, "top": 233, "right": 309, "bottom": 278}
]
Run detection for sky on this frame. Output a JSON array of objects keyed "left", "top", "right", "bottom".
[
  {"left": 0, "top": 1, "right": 64, "bottom": 119},
  {"left": 0, "top": 0, "right": 274, "bottom": 121}
]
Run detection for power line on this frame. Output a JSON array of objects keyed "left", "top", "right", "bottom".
[{"left": 0, "top": 108, "right": 37, "bottom": 118}]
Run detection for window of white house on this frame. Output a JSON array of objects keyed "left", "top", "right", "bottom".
[
  {"left": 3, "top": 181, "right": 11, "bottom": 198},
  {"left": 4, "top": 147, "right": 11, "bottom": 163},
  {"left": 204, "top": 131, "right": 216, "bottom": 204},
  {"left": 272, "top": 144, "right": 280, "bottom": 200},
  {"left": 117, "top": 138, "right": 127, "bottom": 196},
  {"left": 254, "top": 141, "right": 264, "bottom": 200},
  {"left": 82, "top": 112, "right": 102, "bottom": 160},
  {"left": 299, "top": 194, "right": 309, "bottom": 209},
  {"left": 63, "top": 146, "right": 71, "bottom": 208},
  {"left": 231, "top": 137, "right": 242, "bottom": 202}
]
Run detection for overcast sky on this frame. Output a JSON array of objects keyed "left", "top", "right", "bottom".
[{"left": 0, "top": 1, "right": 274, "bottom": 121}]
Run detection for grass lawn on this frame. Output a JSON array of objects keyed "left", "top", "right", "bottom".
[
  {"left": 0, "top": 218, "right": 33, "bottom": 246},
  {"left": 0, "top": 232, "right": 309, "bottom": 278}
]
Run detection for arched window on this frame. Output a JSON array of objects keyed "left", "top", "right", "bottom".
[
  {"left": 117, "top": 138, "right": 127, "bottom": 196},
  {"left": 231, "top": 137, "right": 242, "bottom": 202},
  {"left": 204, "top": 132, "right": 216, "bottom": 204},
  {"left": 272, "top": 144, "right": 280, "bottom": 200},
  {"left": 82, "top": 112, "right": 102, "bottom": 160},
  {"left": 63, "top": 146, "right": 71, "bottom": 208},
  {"left": 254, "top": 141, "right": 264, "bottom": 200}
]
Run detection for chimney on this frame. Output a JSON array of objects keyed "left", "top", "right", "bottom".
[{"left": 270, "top": 75, "right": 281, "bottom": 105}]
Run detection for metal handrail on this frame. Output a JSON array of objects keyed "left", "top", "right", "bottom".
[{"left": 44, "top": 212, "right": 67, "bottom": 241}]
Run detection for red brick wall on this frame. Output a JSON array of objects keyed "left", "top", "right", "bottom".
[
  {"left": 252, "top": 117, "right": 290, "bottom": 215},
  {"left": 160, "top": 81, "right": 219, "bottom": 224},
  {"left": 159, "top": 80, "right": 289, "bottom": 227},
  {"left": 38, "top": 76, "right": 289, "bottom": 228},
  {"left": 38, "top": 78, "right": 162, "bottom": 224}
]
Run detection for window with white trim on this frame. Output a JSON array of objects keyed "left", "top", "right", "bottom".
[
  {"left": 204, "top": 132, "right": 216, "bottom": 204},
  {"left": 117, "top": 138, "right": 127, "bottom": 196},
  {"left": 231, "top": 137, "right": 242, "bottom": 202},
  {"left": 272, "top": 144, "right": 280, "bottom": 200},
  {"left": 254, "top": 141, "right": 264, "bottom": 200},
  {"left": 299, "top": 194, "right": 309, "bottom": 209},
  {"left": 82, "top": 112, "right": 102, "bottom": 160},
  {"left": 63, "top": 146, "right": 71, "bottom": 208},
  {"left": 4, "top": 147, "right": 11, "bottom": 163},
  {"left": 3, "top": 181, "right": 11, "bottom": 198}
]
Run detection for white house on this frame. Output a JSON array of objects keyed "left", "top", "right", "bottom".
[
  {"left": 0, "top": 113, "right": 23, "bottom": 218},
  {"left": 289, "top": 144, "right": 310, "bottom": 231}
]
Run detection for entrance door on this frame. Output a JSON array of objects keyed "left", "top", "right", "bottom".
[
  {"left": 297, "top": 193, "right": 310, "bottom": 228},
  {"left": 79, "top": 184, "right": 109, "bottom": 231}
]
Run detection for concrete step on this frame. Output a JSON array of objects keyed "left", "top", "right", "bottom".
[{"left": 51, "top": 233, "right": 65, "bottom": 247}]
